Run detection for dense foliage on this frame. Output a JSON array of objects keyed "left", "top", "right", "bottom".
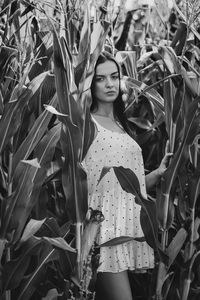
[{"left": 0, "top": 0, "right": 200, "bottom": 299}]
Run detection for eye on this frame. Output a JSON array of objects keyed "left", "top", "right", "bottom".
[
  {"left": 111, "top": 75, "right": 119, "bottom": 80},
  {"left": 95, "top": 77, "right": 104, "bottom": 82}
]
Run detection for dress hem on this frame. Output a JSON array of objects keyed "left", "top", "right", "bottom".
[{"left": 97, "top": 265, "right": 155, "bottom": 274}]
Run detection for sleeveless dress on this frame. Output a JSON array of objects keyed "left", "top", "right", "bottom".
[{"left": 83, "top": 117, "right": 154, "bottom": 273}]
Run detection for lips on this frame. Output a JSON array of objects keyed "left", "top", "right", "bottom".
[{"left": 106, "top": 91, "right": 116, "bottom": 95}]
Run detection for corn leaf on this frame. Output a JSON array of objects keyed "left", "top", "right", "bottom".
[
  {"left": 0, "top": 124, "right": 61, "bottom": 240},
  {"left": 159, "top": 46, "right": 198, "bottom": 97},
  {"left": 173, "top": 0, "right": 200, "bottom": 41},
  {"left": 11, "top": 1, "right": 21, "bottom": 43},
  {"left": 53, "top": 30, "right": 71, "bottom": 116},
  {"left": 3, "top": 219, "right": 73, "bottom": 295},
  {"left": 162, "top": 97, "right": 200, "bottom": 193},
  {"left": 99, "top": 166, "right": 159, "bottom": 251},
  {"left": 166, "top": 227, "right": 188, "bottom": 268},
  {"left": 53, "top": 31, "right": 82, "bottom": 127},
  {"left": 41, "top": 289, "right": 60, "bottom": 300},
  {"left": 11, "top": 124, "right": 61, "bottom": 243},
  {"left": 14, "top": 243, "right": 56, "bottom": 300},
  {"left": 60, "top": 36, "right": 78, "bottom": 97},
  {"left": 0, "top": 89, "right": 3, "bottom": 114},
  {"left": 156, "top": 188, "right": 175, "bottom": 231},
  {"left": 159, "top": 97, "right": 200, "bottom": 230},
  {"left": 0, "top": 46, "right": 18, "bottom": 83},
  {"left": 41, "top": 237, "right": 76, "bottom": 253},
  {"left": 98, "top": 236, "right": 145, "bottom": 248},
  {"left": 0, "top": 239, "right": 6, "bottom": 264},
  {"left": 16, "top": 227, "right": 72, "bottom": 300},
  {"left": 0, "top": 72, "right": 48, "bottom": 154},
  {"left": 80, "top": 92, "right": 96, "bottom": 161},
  {"left": 28, "top": 29, "right": 53, "bottom": 81},
  {"left": 11, "top": 94, "right": 57, "bottom": 175},
  {"left": 40, "top": 73, "right": 56, "bottom": 106},
  {"left": 156, "top": 261, "right": 168, "bottom": 298},
  {"left": 60, "top": 125, "right": 87, "bottom": 222},
  {"left": 172, "top": 79, "right": 185, "bottom": 125},
  {"left": 74, "top": 2, "right": 90, "bottom": 86},
  {"left": 0, "top": 163, "right": 37, "bottom": 239},
  {"left": 20, "top": 219, "right": 46, "bottom": 243},
  {"left": 81, "top": 209, "right": 104, "bottom": 264},
  {"left": 53, "top": 30, "right": 85, "bottom": 222},
  {"left": 97, "top": 166, "right": 111, "bottom": 185},
  {"left": 114, "top": 166, "right": 159, "bottom": 250},
  {"left": 187, "top": 169, "right": 200, "bottom": 209},
  {"left": 158, "top": 46, "right": 181, "bottom": 74},
  {"left": 124, "top": 76, "right": 165, "bottom": 115},
  {"left": 36, "top": 218, "right": 67, "bottom": 238},
  {"left": 128, "top": 117, "right": 153, "bottom": 130},
  {"left": 163, "top": 75, "right": 175, "bottom": 135},
  {"left": 156, "top": 227, "right": 188, "bottom": 297},
  {"left": 2, "top": 237, "right": 42, "bottom": 291},
  {"left": 80, "top": 20, "right": 110, "bottom": 94},
  {"left": 117, "top": 51, "right": 137, "bottom": 79}
]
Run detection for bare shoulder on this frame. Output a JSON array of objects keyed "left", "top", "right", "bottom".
[{"left": 92, "top": 114, "right": 125, "bottom": 133}]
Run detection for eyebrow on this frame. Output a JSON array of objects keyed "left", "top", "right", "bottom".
[{"left": 95, "top": 71, "right": 119, "bottom": 77}]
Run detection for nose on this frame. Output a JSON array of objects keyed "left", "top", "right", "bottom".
[{"left": 105, "top": 76, "right": 114, "bottom": 87}]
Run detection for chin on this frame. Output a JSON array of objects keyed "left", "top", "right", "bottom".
[{"left": 105, "top": 96, "right": 117, "bottom": 102}]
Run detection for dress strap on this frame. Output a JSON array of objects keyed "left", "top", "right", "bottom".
[
  {"left": 91, "top": 114, "right": 102, "bottom": 130},
  {"left": 91, "top": 114, "right": 101, "bottom": 138},
  {"left": 91, "top": 114, "right": 126, "bottom": 135}
]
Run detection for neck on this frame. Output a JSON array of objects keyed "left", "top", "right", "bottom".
[{"left": 94, "top": 103, "right": 114, "bottom": 118}]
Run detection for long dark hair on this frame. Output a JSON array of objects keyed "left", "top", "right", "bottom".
[{"left": 90, "top": 51, "right": 133, "bottom": 137}]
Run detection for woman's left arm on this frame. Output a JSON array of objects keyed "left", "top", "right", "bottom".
[
  {"left": 145, "top": 143, "right": 173, "bottom": 191},
  {"left": 145, "top": 168, "right": 161, "bottom": 191}
]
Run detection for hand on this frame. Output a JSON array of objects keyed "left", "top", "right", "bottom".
[
  {"left": 157, "top": 140, "right": 173, "bottom": 177},
  {"left": 145, "top": 140, "right": 173, "bottom": 190}
]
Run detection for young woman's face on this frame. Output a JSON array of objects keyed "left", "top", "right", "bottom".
[{"left": 93, "top": 60, "right": 120, "bottom": 104}]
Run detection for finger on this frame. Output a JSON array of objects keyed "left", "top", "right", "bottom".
[
  {"left": 163, "top": 153, "right": 173, "bottom": 163},
  {"left": 165, "top": 140, "right": 170, "bottom": 154},
  {"left": 165, "top": 152, "right": 173, "bottom": 157}
]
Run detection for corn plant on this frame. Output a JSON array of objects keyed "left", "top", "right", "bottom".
[
  {"left": 107, "top": 2, "right": 200, "bottom": 299},
  {"left": 0, "top": 0, "right": 200, "bottom": 300},
  {"left": 0, "top": 0, "right": 110, "bottom": 299}
]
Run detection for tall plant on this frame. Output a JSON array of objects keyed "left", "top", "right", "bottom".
[
  {"left": 108, "top": 2, "right": 200, "bottom": 299},
  {"left": 0, "top": 0, "right": 112, "bottom": 299},
  {"left": 1, "top": 0, "right": 200, "bottom": 299}
]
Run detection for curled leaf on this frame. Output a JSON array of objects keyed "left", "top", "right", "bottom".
[
  {"left": 42, "top": 236, "right": 76, "bottom": 253},
  {"left": 98, "top": 236, "right": 145, "bottom": 248},
  {"left": 44, "top": 104, "right": 68, "bottom": 116},
  {"left": 21, "top": 158, "right": 41, "bottom": 168},
  {"left": 20, "top": 219, "right": 46, "bottom": 243}
]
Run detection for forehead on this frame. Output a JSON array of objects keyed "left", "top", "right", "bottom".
[{"left": 95, "top": 60, "right": 119, "bottom": 76}]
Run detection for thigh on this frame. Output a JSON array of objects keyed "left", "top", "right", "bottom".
[{"left": 95, "top": 270, "right": 133, "bottom": 300}]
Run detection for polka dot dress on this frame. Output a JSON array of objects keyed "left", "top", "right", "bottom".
[{"left": 83, "top": 117, "right": 154, "bottom": 273}]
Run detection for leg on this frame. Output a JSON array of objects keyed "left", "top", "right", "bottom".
[{"left": 95, "top": 270, "right": 133, "bottom": 300}]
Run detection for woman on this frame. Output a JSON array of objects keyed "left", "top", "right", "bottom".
[{"left": 83, "top": 51, "right": 169, "bottom": 300}]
